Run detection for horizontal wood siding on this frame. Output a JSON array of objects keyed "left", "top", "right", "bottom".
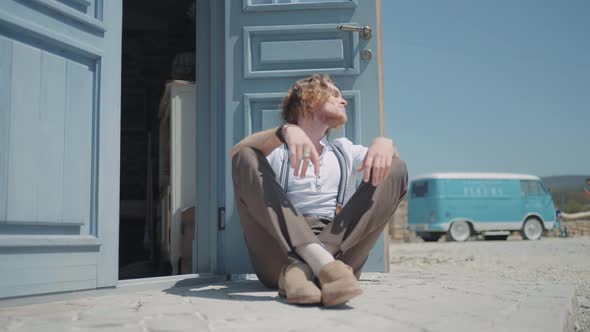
[{"left": 0, "top": 250, "right": 98, "bottom": 298}]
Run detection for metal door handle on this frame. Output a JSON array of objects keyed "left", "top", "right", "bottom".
[{"left": 337, "top": 24, "right": 372, "bottom": 40}]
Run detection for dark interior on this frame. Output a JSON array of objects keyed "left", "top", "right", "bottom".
[{"left": 119, "top": 0, "right": 196, "bottom": 280}]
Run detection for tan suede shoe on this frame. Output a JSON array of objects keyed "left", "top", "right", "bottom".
[
  {"left": 278, "top": 262, "right": 322, "bottom": 304},
  {"left": 317, "top": 260, "right": 362, "bottom": 307}
]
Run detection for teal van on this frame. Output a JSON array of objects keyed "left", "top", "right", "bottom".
[{"left": 407, "top": 173, "right": 555, "bottom": 242}]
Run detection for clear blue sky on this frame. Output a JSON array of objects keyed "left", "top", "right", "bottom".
[{"left": 381, "top": 1, "right": 589, "bottom": 180}]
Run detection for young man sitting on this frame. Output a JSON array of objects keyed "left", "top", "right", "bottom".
[{"left": 231, "top": 74, "right": 407, "bottom": 307}]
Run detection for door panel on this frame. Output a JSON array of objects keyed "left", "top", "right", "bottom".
[
  {"left": 243, "top": 24, "right": 359, "bottom": 78},
  {"left": 243, "top": 0, "right": 358, "bottom": 12},
  {"left": 223, "top": 0, "right": 385, "bottom": 273},
  {"left": 0, "top": 0, "right": 121, "bottom": 298},
  {"left": 243, "top": 91, "right": 359, "bottom": 141}
]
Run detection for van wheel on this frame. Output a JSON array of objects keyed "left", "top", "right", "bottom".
[
  {"left": 521, "top": 218, "right": 543, "bottom": 240},
  {"left": 447, "top": 220, "right": 471, "bottom": 242}
]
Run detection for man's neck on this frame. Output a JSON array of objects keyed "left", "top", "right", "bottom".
[{"left": 297, "top": 117, "right": 329, "bottom": 153}]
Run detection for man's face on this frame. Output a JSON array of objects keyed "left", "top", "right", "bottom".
[{"left": 316, "top": 83, "right": 347, "bottom": 128}]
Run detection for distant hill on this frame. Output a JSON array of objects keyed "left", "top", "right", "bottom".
[
  {"left": 542, "top": 175, "right": 590, "bottom": 213},
  {"left": 542, "top": 175, "right": 590, "bottom": 190}
]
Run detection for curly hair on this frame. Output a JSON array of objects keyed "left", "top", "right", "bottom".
[{"left": 281, "top": 74, "right": 334, "bottom": 124}]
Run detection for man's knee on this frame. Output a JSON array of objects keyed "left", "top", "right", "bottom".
[
  {"left": 389, "top": 158, "right": 408, "bottom": 186},
  {"left": 231, "top": 147, "right": 261, "bottom": 174}
]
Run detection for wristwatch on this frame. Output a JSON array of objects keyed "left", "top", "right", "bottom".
[{"left": 275, "top": 123, "right": 293, "bottom": 144}]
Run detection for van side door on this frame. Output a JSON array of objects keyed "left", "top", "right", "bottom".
[{"left": 520, "top": 180, "right": 553, "bottom": 222}]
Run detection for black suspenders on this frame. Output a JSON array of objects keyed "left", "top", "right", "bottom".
[
  {"left": 278, "top": 143, "right": 348, "bottom": 217},
  {"left": 332, "top": 144, "right": 348, "bottom": 215}
]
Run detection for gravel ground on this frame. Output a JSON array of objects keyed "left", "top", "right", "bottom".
[{"left": 390, "top": 236, "right": 590, "bottom": 331}]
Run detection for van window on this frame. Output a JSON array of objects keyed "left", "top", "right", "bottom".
[
  {"left": 412, "top": 181, "right": 429, "bottom": 198},
  {"left": 520, "top": 180, "right": 547, "bottom": 196}
]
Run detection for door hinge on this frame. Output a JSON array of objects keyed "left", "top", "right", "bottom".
[{"left": 218, "top": 207, "right": 226, "bottom": 230}]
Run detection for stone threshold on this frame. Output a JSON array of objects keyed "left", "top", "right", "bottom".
[{"left": 0, "top": 273, "right": 226, "bottom": 308}]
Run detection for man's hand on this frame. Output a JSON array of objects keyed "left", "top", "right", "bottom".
[
  {"left": 284, "top": 125, "right": 320, "bottom": 177},
  {"left": 357, "top": 137, "right": 399, "bottom": 186}
]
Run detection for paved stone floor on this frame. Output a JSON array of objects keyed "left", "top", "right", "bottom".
[{"left": 0, "top": 266, "right": 577, "bottom": 332}]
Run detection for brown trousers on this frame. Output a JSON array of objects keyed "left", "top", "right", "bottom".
[{"left": 231, "top": 147, "right": 408, "bottom": 289}]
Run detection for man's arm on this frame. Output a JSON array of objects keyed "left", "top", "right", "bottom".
[
  {"left": 230, "top": 127, "right": 282, "bottom": 159},
  {"left": 230, "top": 125, "right": 321, "bottom": 177}
]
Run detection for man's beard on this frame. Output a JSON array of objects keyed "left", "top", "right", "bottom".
[{"left": 319, "top": 110, "right": 347, "bottom": 128}]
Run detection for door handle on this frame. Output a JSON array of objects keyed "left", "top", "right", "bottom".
[{"left": 337, "top": 24, "right": 372, "bottom": 40}]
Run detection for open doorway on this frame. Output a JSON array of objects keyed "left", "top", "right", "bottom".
[{"left": 119, "top": 0, "right": 196, "bottom": 280}]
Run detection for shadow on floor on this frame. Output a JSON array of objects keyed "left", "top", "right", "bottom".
[
  {"left": 163, "top": 280, "right": 276, "bottom": 302},
  {"left": 162, "top": 279, "right": 355, "bottom": 310}
]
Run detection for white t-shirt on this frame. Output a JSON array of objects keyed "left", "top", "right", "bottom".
[{"left": 266, "top": 137, "right": 368, "bottom": 217}]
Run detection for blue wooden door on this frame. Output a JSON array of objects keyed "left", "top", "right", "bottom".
[
  {"left": 222, "top": 0, "right": 386, "bottom": 273},
  {"left": 0, "top": 1, "right": 121, "bottom": 298}
]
